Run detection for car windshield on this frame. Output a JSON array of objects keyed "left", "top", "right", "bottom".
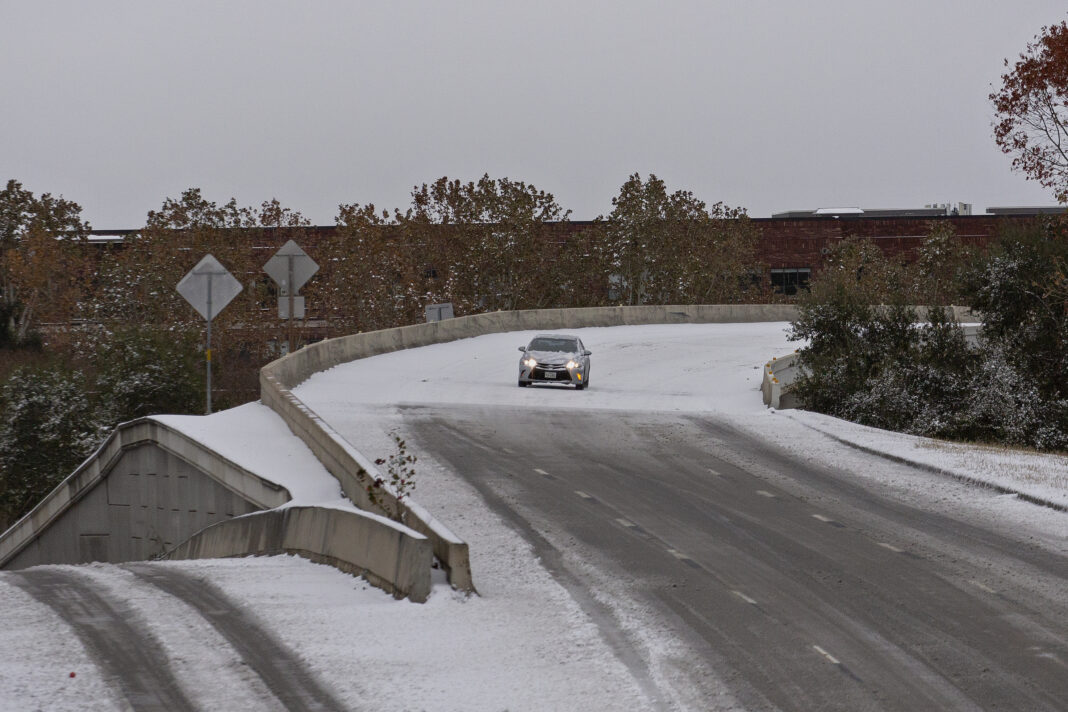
[{"left": 528, "top": 337, "right": 578, "bottom": 353}]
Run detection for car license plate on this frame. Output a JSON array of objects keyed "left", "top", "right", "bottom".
[{"left": 544, "top": 371, "right": 557, "bottom": 379}]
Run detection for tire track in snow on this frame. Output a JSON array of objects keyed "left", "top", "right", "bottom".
[
  {"left": 9, "top": 568, "right": 195, "bottom": 711},
  {"left": 126, "top": 563, "right": 348, "bottom": 712}
]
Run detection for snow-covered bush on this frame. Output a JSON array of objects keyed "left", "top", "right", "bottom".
[
  {"left": 93, "top": 327, "right": 203, "bottom": 421},
  {"left": 0, "top": 366, "right": 106, "bottom": 528},
  {"left": 792, "top": 221, "right": 1068, "bottom": 452},
  {"left": 0, "top": 328, "right": 204, "bottom": 529}
]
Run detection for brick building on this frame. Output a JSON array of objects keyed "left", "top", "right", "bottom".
[
  {"left": 755, "top": 206, "right": 1064, "bottom": 294},
  {"left": 88, "top": 206, "right": 1063, "bottom": 301}
]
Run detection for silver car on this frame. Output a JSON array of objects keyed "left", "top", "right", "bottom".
[{"left": 518, "top": 334, "right": 592, "bottom": 390}]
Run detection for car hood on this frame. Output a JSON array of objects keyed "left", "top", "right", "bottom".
[{"left": 524, "top": 349, "right": 580, "bottom": 363}]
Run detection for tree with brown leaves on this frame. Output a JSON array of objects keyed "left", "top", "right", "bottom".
[
  {"left": 0, "top": 179, "right": 92, "bottom": 348},
  {"left": 991, "top": 20, "right": 1068, "bottom": 203}
]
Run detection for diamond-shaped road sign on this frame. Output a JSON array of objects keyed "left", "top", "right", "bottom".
[
  {"left": 177, "top": 255, "right": 243, "bottom": 321},
  {"left": 176, "top": 254, "right": 242, "bottom": 415},
  {"left": 263, "top": 240, "right": 319, "bottom": 295}
]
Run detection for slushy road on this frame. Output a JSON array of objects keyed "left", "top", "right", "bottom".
[{"left": 406, "top": 404, "right": 1068, "bottom": 711}]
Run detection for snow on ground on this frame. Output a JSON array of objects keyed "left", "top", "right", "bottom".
[
  {"left": 2, "top": 322, "right": 1065, "bottom": 711},
  {"left": 0, "top": 577, "right": 123, "bottom": 712},
  {"left": 295, "top": 322, "right": 1067, "bottom": 511},
  {"left": 153, "top": 402, "right": 348, "bottom": 506}
]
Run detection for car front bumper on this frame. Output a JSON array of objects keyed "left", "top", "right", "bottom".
[{"left": 520, "top": 364, "right": 584, "bottom": 385}]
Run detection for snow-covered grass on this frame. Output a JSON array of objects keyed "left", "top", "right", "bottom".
[{"left": 2, "top": 322, "right": 1065, "bottom": 711}]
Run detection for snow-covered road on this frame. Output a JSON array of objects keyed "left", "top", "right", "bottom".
[{"left": 1, "top": 322, "right": 1065, "bottom": 711}]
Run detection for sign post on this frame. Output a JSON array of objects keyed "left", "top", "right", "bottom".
[
  {"left": 176, "top": 255, "right": 242, "bottom": 414},
  {"left": 263, "top": 240, "right": 319, "bottom": 354}
]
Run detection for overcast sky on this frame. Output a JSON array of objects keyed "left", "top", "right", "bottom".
[{"left": 3, "top": 1, "right": 1066, "bottom": 227}]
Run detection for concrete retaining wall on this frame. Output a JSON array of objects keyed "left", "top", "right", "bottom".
[
  {"left": 0, "top": 418, "right": 287, "bottom": 569},
  {"left": 167, "top": 506, "right": 433, "bottom": 602},
  {"left": 260, "top": 304, "right": 801, "bottom": 593},
  {"left": 0, "top": 418, "right": 434, "bottom": 602}
]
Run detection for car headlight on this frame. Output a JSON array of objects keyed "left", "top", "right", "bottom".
[
  {"left": 524, "top": 358, "right": 537, "bottom": 368},
  {"left": 566, "top": 360, "right": 578, "bottom": 370}
]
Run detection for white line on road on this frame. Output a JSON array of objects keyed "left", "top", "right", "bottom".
[
  {"left": 575, "top": 491, "right": 593, "bottom": 500},
  {"left": 755, "top": 490, "right": 776, "bottom": 498},
  {"left": 666, "top": 549, "right": 701, "bottom": 569},
  {"left": 971, "top": 580, "right": 997, "bottom": 594},
  {"left": 616, "top": 518, "right": 637, "bottom": 529},
  {"left": 878, "top": 543, "right": 904, "bottom": 553},
  {"left": 708, "top": 468, "right": 720, "bottom": 476},
  {"left": 534, "top": 468, "right": 548, "bottom": 475},
  {"left": 811, "top": 514, "right": 845, "bottom": 528},
  {"left": 732, "top": 590, "right": 758, "bottom": 605},
  {"left": 812, "top": 645, "right": 841, "bottom": 665}
]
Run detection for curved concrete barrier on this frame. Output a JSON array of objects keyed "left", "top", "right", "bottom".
[
  {"left": 0, "top": 418, "right": 288, "bottom": 569},
  {"left": 167, "top": 505, "right": 433, "bottom": 602},
  {"left": 761, "top": 352, "right": 802, "bottom": 409},
  {"left": 260, "top": 304, "right": 801, "bottom": 592},
  {"left": 0, "top": 417, "right": 434, "bottom": 602}
]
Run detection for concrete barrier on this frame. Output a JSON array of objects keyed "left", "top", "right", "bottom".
[
  {"left": 260, "top": 304, "right": 801, "bottom": 593},
  {"left": 0, "top": 418, "right": 288, "bottom": 569},
  {"left": 0, "top": 417, "right": 434, "bottom": 602},
  {"left": 761, "top": 352, "right": 802, "bottom": 410},
  {"left": 167, "top": 505, "right": 433, "bottom": 602}
]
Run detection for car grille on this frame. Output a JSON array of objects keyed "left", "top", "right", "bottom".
[{"left": 532, "top": 365, "right": 572, "bottom": 381}]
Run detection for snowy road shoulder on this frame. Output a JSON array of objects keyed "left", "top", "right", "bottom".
[{"left": 777, "top": 407, "right": 1068, "bottom": 511}]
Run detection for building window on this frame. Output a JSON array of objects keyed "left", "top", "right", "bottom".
[{"left": 770, "top": 267, "right": 811, "bottom": 295}]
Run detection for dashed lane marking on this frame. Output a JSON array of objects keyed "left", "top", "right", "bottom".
[
  {"left": 755, "top": 490, "right": 776, "bottom": 498},
  {"left": 813, "top": 645, "right": 841, "bottom": 665},
  {"left": 666, "top": 549, "right": 701, "bottom": 569},
  {"left": 971, "top": 580, "right": 997, "bottom": 594},
  {"left": 575, "top": 490, "right": 595, "bottom": 501},
  {"left": 812, "top": 514, "right": 846, "bottom": 528},
  {"left": 616, "top": 518, "right": 649, "bottom": 535},
  {"left": 732, "top": 590, "right": 758, "bottom": 605},
  {"left": 878, "top": 543, "right": 904, "bottom": 553},
  {"left": 534, "top": 468, "right": 548, "bottom": 475},
  {"left": 708, "top": 468, "right": 721, "bottom": 476}
]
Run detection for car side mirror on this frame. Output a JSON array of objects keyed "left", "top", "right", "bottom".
[
  {"left": 583, "top": 350, "right": 592, "bottom": 356},
  {"left": 518, "top": 346, "right": 527, "bottom": 352}
]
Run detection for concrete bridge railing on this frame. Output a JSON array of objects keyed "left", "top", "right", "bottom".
[
  {"left": 0, "top": 418, "right": 287, "bottom": 569},
  {"left": 0, "top": 417, "right": 434, "bottom": 601},
  {"left": 167, "top": 505, "right": 432, "bottom": 601}
]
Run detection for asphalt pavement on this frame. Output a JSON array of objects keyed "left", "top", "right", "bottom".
[{"left": 405, "top": 404, "right": 1068, "bottom": 712}]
